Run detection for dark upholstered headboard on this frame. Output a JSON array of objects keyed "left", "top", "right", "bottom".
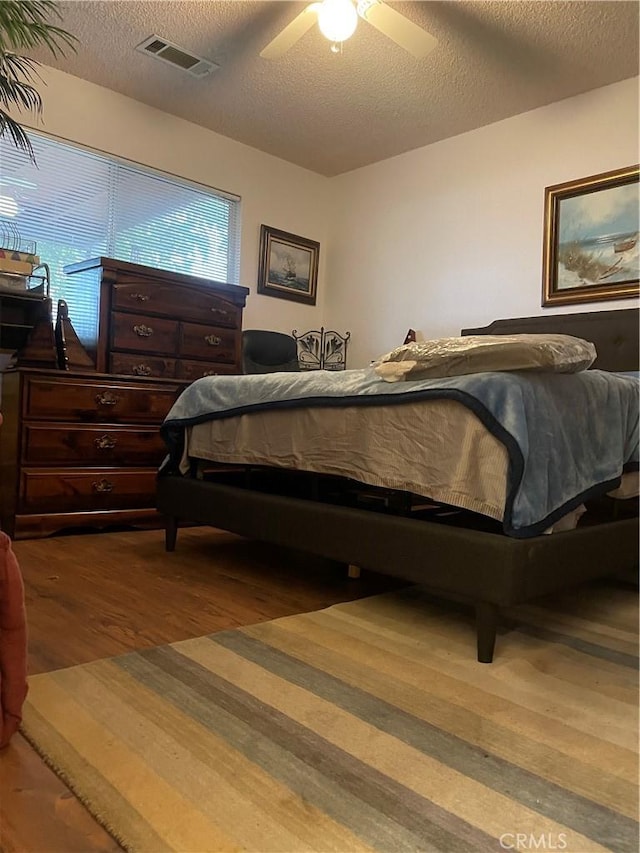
[{"left": 462, "top": 308, "right": 639, "bottom": 372}]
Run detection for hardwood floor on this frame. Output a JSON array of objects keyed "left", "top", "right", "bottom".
[{"left": 1, "top": 526, "right": 405, "bottom": 852}]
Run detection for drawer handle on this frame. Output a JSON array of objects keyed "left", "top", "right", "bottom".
[
  {"left": 94, "top": 434, "right": 117, "bottom": 450},
  {"left": 130, "top": 293, "right": 150, "bottom": 302},
  {"left": 134, "top": 324, "right": 153, "bottom": 337},
  {"left": 210, "top": 307, "right": 230, "bottom": 319},
  {"left": 132, "top": 364, "right": 152, "bottom": 376},
  {"left": 202, "top": 370, "right": 219, "bottom": 377},
  {"left": 92, "top": 478, "right": 114, "bottom": 494},
  {"left": 205, "top": 334, "right": 222, "bottom": 346},
  {"left": 95, "top": 391, "right": 120, "bottom": 406}
]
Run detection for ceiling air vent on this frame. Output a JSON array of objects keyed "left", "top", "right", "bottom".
[{"left": 136, "top": 35, "right": 219, "bottom": 78}]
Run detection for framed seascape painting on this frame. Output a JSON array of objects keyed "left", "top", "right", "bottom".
[
  {"left": 257, "top": 225, "right": 319, "bottom": 305},
  {"left": 542, "top": 165, "right": 639, "bottom": 306}
]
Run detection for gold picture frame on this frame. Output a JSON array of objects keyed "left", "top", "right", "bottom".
[{"left": 542, "top": 165, "right": 639, "bottom": 307}]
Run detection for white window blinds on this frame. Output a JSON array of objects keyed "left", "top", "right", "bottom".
[{"left": 0, "top": 131, "right": 241, "bottom": 339}]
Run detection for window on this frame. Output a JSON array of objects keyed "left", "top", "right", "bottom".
[{"left": 0, "top": 131, "right": 241, "bottom": 340}]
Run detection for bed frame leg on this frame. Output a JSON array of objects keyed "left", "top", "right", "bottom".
[
  {"left": 347, "top": 564, "right": 361, "bottom": 579},
  {"left": 165, "top": 516, "right": 178, "bottom": 552},
  {"left": 476, "top": 601, "right": 498, "bottom": 663}
]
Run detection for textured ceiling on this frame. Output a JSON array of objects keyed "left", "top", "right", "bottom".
[{"left": 29, "top": 1, "right": 640, "bottom": 176}]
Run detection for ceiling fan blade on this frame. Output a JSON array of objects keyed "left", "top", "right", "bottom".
[
  {"left": 357, "top": 0, "right": 437, "bottom": 59},
  {"left": 260, "top": 3, "right": 322, "bottom": 59}
]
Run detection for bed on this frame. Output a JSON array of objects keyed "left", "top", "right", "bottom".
[{"left": 156, "top": 308, "right": 639, "bottom": 662}]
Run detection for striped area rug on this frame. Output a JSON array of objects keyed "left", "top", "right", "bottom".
[{"left": 22, "top": 583, "right": 638, "bottom": 853}]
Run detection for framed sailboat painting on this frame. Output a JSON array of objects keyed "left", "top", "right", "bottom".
[
  {"left": 542, "top": 165, "right": 639, "bottom": 306},
  {"left": 258, "top": 225, "right": 319, "bottom": 305}
]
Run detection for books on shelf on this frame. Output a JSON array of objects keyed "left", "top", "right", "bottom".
[
  {"left": 0, "top": 248, "right": 40, "bottom": 281},
  {"left": 0, "top": 259, "right": 33, "bottom": 276},
  {"left": 0, "top": 273, "right": 28, "bottom": 291},
  {"left": 0, "top": 248, "right": 40, "bottom": 265}
]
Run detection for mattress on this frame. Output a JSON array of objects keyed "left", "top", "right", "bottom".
[
  {"left": 179, "top": 398, "right": 636, "bottom": 533},
  {"left": 181, "top": 398, "right": 509, "bottom": 520},
  {"left": 163, "top": 367, "right": 638, "bottom": 538}
]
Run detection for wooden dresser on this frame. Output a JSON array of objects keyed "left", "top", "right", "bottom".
[
  {"left": 0, "top": 259, "right": 249, "bottom": 538},
  {"left": 63, "top": 257, "right": 249, "bottom": 379}
]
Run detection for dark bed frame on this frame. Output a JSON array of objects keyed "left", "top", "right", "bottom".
[{"left": 157, "top": 308, "right": 639, "bottom": 662}]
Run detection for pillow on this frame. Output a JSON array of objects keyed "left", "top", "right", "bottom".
[{"left": 373, "top": 333, "right": 597, "bottom": 382}]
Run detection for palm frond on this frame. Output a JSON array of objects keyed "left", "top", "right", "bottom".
[
  {"left": 0, "top": 108, "right": 35, "bottom": 161},
  {"left": 0, "top": 52, "right": 43, "bottom": 88},
  {"left": 0, "top": 1, "right": 76, "bottom": 162},
  {"left": 0, "top": 74, "right": 42, "bottom": 113},
  {"left": 0, "top": 1, "right": 77, "bottom": 57}
]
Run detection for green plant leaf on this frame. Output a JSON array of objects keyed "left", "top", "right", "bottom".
[
  {"left": 0, "top": 75, "right": 42, "bottom": 113},
  {"left": 0, "top": 108, "right": 35, "bottom": 161},
  {"left": 0, "top": 1, "right": 77, "bottom": 56},
  {"left": 1, "top": 51, "right": 43, "bottom": 85},
  {"left": 0, "top": 1, "right": 76, "bottom": 162}
]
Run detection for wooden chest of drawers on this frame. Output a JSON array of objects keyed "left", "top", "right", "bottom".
[
  {"left": 0, "top": 260, "right": 249, "bottom": 538},
  {"left": 63, "top": 257, "right": 249, "bottom": 380},
  {"left": 0, "top": 368, "right": 184, "bottom": 538}
]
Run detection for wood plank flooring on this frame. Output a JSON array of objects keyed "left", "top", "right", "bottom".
[{"left": 1, "top": 527, "right": 405, "bottom": 852}]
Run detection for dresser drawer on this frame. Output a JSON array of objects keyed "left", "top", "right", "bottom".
[
  {"left": 112, "top": 278, "right": 241, "bottom": 328},
  {"left": 111, "top": 353, "right": 177, "bottom": 379},
  {"left": 1, "top": 258, "right": 248, "bottom": 538},
  {"left": 176, "top": 360, "right": 239, "bottom": 382},
  {"left": 24, "top": 376, "right": 180, "bottom": 423},
  {"left": 19, "top": 467, "right": 158, "bottom": 513},
  {"left": 22, "top": 424, "right": 167, "bottom": 466},
  {"left": 180, "top": 322, "right": 237, "bottom": 363},
  {"left": 111, "top": 312, "right": 179, "bottom": 356}
]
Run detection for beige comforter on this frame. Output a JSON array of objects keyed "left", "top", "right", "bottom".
[{"left": 181, "top": 398, "right": 509, "bottom": 521}]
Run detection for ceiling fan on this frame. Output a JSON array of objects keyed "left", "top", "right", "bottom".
[{"left": 260, "top": 0, "right": 437, "bottom": 60}]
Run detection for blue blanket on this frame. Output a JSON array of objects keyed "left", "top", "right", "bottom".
[{"left": 161, "top": 368, "right": 639, "bottom": 538}]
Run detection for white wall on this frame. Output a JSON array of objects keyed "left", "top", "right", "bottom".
[
  {"left": 10, "top": 70, "right": 639, "bottom": 369},
  {"left": 14, "top": 66, "right": 331, "bottom": 336},
  {"left": 325, "top": 77, "right": 640, "bottom": 368}
]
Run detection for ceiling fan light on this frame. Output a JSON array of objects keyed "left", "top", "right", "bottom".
[{"left": 318, "top": 0, "right": 358, "bottom": 44}]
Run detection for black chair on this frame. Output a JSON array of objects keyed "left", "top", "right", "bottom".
[{"left": 242, "top": 329, "right": 300, "bottom": 374}]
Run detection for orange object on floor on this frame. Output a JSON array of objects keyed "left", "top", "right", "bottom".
[{"left": 0, "top": 530, "right": 28, "bottom": 748}]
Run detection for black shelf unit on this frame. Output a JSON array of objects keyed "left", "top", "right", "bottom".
[{"left": 0, "top": 277, "right": 49, "bottom": 354}]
